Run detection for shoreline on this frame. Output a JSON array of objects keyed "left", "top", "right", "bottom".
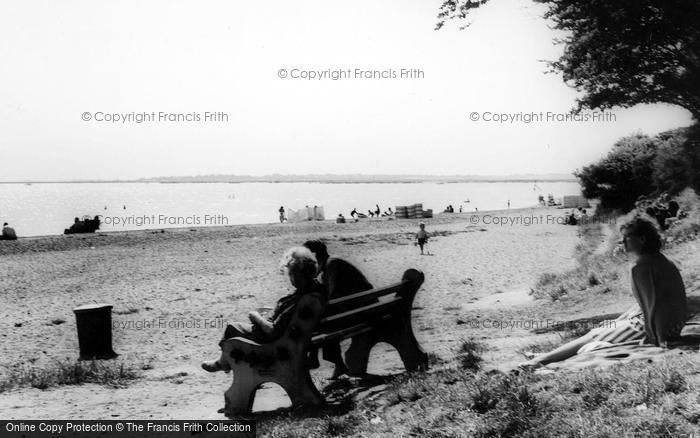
[{"left": 1, "top": 205, "right": 550, "bottom": 244}]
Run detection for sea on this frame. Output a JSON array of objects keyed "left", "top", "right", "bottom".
[{"left": 0, "top": 181, "right": 582, "bottom": 237}]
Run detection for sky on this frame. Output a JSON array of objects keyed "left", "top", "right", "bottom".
[{"left": 0, "top": 0, "right": 694, "bottom": 181}]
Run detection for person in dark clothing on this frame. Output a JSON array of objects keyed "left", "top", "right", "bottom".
[
  {"left": 88, "top": 215, "right": 101, "bottom": 232},
  {"left": 65, "top": 216, "right": 101, "bottom": 234},
  {"left": 646, "top": 206, "right": 673, "bottom": 230},
  {"left": 668, "top": 200, "right": 680, "bottom": 217},
  {"left": 303, "top": 240, "right": 374, "bottom": 379},
  {"left": 201, "top": 247, "right": 325, "bottom": 373},
  {"left": 1, "top": 223, "right": 17, "bottom": 240}
]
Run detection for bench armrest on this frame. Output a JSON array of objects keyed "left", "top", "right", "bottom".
[
  {"left": 221, "top": 336, "right": 277, "bottom": 367},
  {"left": 222, "top": 336, "right": 262, "bottom": 348}
]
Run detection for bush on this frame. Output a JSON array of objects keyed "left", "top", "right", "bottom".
[
  {"left": 576, "top": 125, "right": 700, "bottom": 212},
  {"left": 576, "top": 132, "right": 659, "bottom": 211},
  {"left": 665, "top": 188, "right": 700, "bottom": 243}
]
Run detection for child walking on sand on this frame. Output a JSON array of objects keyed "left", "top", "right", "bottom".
[{"left": 416, "top": 222, "right": 429, "bottom": 255}]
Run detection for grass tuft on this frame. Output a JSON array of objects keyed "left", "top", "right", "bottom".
[
  {"left": 457, "top": 339, "right": 484, "bottom": 371},
  {"left": 0, "top": 359, "right": 142, "bottom": 392}
]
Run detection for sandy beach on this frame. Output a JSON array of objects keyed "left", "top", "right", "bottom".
[{"left": 0, "top": 207, "right": 593, "bottom": 418}]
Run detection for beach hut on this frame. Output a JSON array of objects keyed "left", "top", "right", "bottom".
[
  {"left": 562, "top": 195, "right": 590, "bottom": 209},
  {"left": 286, "top": 206, "right": 325, "bottom": 222},
  {"left": 311, "top": 206, "right": 325, "bottom": 221},
  {"left": 395, "top": 203, "right": 424, "bottom": 219},
  {"left": 413, "top": 203, "right": 424, "bottom": 218}
]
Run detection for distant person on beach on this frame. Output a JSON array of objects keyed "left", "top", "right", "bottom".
[
  {"left": 303, "top": 239, "right": 374, "bottom": 379},
  {"left": 668, "top": 200, "right": 680, "bottom": 217},
  {"left": 416, "top": 223, "right": 429, "bottom": 255},
  {"left": 350, "top": 208, "right": 358, "bottom": 219},
  {"left": 336, "top": 214, "right": 346, "bottom": 224},
  {"left": 278, "top": 206, "right": 285, "bottom": 223},
  {"left": 65, "top": 217, "right": 81, "bottom": 234},
  {"left": 201, "top": 247, "right": 325, "bottom": 373},
  {"left": 646, "top": 205, "right": 672, "bottom": 230},
  {"left": 520, "top": 217, "right": 687, "bottom": 369},
  {"left": 565, "top": 210, "right": 578, "bottom": 226},
  {"left": 368, "top": 210, "right": 374, "bottom": 218},
  {"left": 459, "top": 205, "right": 463, "bottom": 213},
  {"left": 1, "top": 223, "right": 17, "bottom": 240},
  {"left": 89, "top": 215, "right": 101, "bottom": 232},
  {"left": 64, "top": 216, "right": 100, "bottom": 234},
  {"left": 375, "top": 205, "right": 381, "bottom": 217}
]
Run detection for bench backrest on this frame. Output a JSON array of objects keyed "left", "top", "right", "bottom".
[{"left": 315, "top": 269, "right": 424, "bottom": 334}]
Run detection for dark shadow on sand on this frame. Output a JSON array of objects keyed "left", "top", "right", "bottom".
[{"left": 223, "top": 373, "right": 396, "bottom": 421}]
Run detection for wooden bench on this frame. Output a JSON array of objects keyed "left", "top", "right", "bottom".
[{"left": 219, "top": 268, "right": 428, "bottom": 414}]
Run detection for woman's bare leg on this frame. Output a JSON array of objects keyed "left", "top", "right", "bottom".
[{"left": 522, "top": 333, "right": 595, "bottom": 367}]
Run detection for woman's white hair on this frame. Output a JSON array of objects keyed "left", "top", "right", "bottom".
[{"left": 279, "top": 246, "right": 318, "bottom": 280}]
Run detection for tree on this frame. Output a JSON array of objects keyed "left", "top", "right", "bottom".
[
  {"left": 653, "top": 128, "right": 694, "bottom": 195},
  {"left": 575, "top": 134, "right": 658, "bottom": 211},
  {"left": 437, "top": 0, "right": 700, "bottom": 120},
  {"left": 574, "top": 127, "right": 699, "bottom": 210},
  {"left": 654, "top": 125, "right": 700, "bottom": 194}
]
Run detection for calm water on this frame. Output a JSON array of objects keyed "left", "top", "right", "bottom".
[{"left": 0, "top": 181, "right": 581, "bottom": 237}]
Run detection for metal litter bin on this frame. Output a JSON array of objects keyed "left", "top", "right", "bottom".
[{"left": 73, "top": 303, "right": 118, "bottom": 360}]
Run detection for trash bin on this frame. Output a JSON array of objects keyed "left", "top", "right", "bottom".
[{"left": 73, "top": 303, "right": 117, "bottom": 360}]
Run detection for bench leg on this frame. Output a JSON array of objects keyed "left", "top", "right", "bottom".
[
  {"left": 345, "top": 332, "right": 376, "bottom": 375},
  {"left": 278, "top": 366, "right": 325, "bottom": 408},
  {"left": 346, "top": 320, "right": 428, "bottom": 375},
  {"left": 386, "top": 325, "right": 428, "bottom": 372},
  {"left": 223, "top": 364, "right": 261, "bottom": 415}
]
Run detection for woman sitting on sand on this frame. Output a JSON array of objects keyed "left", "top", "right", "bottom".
[
  {"left": 201, "top": 247, "right": 325, "bottom": 373},
  {"left": 521, "top": 217, "right": 687, "bottom": 368}
]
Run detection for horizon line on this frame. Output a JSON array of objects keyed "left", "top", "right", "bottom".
[{"left": 0, "top": 172, "right": 578, "bottom": 184}]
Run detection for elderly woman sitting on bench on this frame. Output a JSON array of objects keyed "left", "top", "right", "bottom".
[{"left": 202, "top": 246, "right": 326, "bottom": 373}]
